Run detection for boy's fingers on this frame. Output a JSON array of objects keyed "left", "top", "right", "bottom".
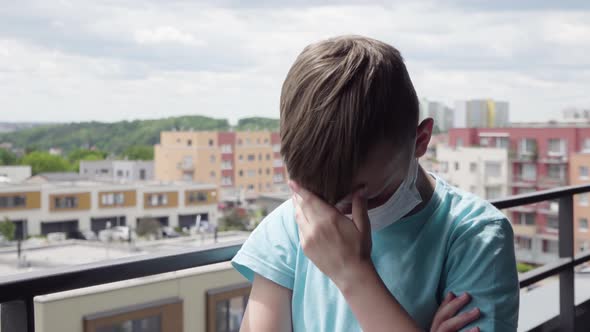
[
  {"left": 351, "top": 187, "right": 370, "bottom": 234},
  {"left": 437, "top": 293, "right": 472, "bottom": 322},
  {"left": 437, "top": 308, "right": 480, "bottom": 332},
  {"left": 293, "top": 195, "right": 310, "bottom": 235},
  {"left": 441, "top": 292, "right": 456, "bottom": 308},
  {"left": 289, "top": 180, "right": 337, "bottom": 221},
  {"left": 431, "top": 292, "right": 456, "bottom": 330}
]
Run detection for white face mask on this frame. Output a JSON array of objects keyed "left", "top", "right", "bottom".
[{"left": 367, "top": 156, "right": 422, "bottom": 231}]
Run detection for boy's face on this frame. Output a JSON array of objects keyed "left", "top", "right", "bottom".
[
  {"left": 334, "top": 118, "right": 432, "bottom": 214},
  {"left": 335, "top": 140, "right": 411, "bottom": 215}
]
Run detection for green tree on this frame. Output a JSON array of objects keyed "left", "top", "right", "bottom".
[
  {"left": 68, "top": 149, "right": 107, "bottom": 171},
  {"left": 219, "top": 208, "right": 249, "bottom": 231},
  {"left": 20, "top": 151, "right": 71, "bottom": 175},
  {"left": 0, "top": 218, "right": 16, "bottom": 241},
  {"left": 0, "top": 148, "right": 18, "bottom": 165},
  {"left": 122, "top": 145, "right": 154, "bottom": 160},
  {"left": 517, "top": 262, "right": 535, "bottom": 273}
]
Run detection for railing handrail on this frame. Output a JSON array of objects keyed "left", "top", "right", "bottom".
[{"left": 490, "top": 183, "right": 590, "bottom": 209}]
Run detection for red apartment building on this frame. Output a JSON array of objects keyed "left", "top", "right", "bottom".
[{"left": 449, "top": 125, "right": 590, "bottom": 265}]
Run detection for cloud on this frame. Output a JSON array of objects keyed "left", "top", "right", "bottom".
[{"left": 0, "top": 0, "right": 589, "bottom": 124}]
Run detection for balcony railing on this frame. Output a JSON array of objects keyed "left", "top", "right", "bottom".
[{"left": 3, "top": 184, "right": 590, "bottom": 331}]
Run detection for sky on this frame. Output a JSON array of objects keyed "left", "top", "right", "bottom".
[{"left": 0, "top": 0, "right": 589, "bottom": 124}]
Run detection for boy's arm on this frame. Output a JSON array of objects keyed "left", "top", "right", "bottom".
[
  {"left": 441, "top": 218, "right": 520, "bottom": 331},
  {"left": 240, "top": 274, "right": 292, "bottom": 332}
]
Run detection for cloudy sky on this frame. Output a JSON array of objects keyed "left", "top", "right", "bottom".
[{"left": 0, "top": 0, "right": 589, "bottom": 124}]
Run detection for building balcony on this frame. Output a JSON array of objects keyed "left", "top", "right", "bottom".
[
  {"left": 3, "top": 185, "right": 590, "bottom": 331},
  {"left": 178, "top": 162, "right": 195, "bottom": 171},
  {"left": 510, "top": 152, "right": 538, "bottom": 163},
  {"left": 537, "top": 176, "right": 567, "bottom": 189},
  {"left": 510, "top": 175, "right": 537, "bottom": 188}
]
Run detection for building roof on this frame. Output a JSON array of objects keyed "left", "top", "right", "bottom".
[{"left": 30, "top": 172, "right": 89, "bottom": 183}]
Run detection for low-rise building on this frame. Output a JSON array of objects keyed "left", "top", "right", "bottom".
[
  {"left": 80, "top": 160, "right": 154, "bottom": 182},
  {"left": 0, "top": 165, "right": 31, "bottom": 183},
  {"left": 0, "top": 180, "right": 218, "bottom": 238}
]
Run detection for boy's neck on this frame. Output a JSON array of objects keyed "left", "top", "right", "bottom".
[{"left": 405, "top": 165, "right": 436, "bottom": 218}]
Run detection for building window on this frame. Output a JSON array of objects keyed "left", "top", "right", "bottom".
[
  {"left": 83, "top": 297, "right": 182, "bottom": 332},
  {"left": 479, "top": 137, "right": 489, "bottom": 146},
  {"left": 484, "top": 162, "right": 501, "bottom": 177},
  {"left": 188, "top": 191, "right": 208, "bottom": 203},
  {"left": 247, "top": 154, "right": 255, "bottom": 161},
  {"left": 247, "top": 184, "right": 254, "bottom": 190},
  {"left": 239, "top": 170, "right": 243, "bottom": 177},
  {"left": 101, "top": 193, "right": 125, "bottom": 206},
  {"left": 210, "top": 171, "right": 216, "bottom": 179},
  {"left": 222, "top": 160, "right": 232, "bottom": 170},
  {"left": 206, "top": 283, "right": 251, "bottom": 332},
  {"left": 266, "top": 154, "right": 270, "bottom": 161},
  {"left": 209, "top": 139, "right": 214, "bottom": 146},
  {"left": 469, "top": 162, "right": 477, "bottom": 172},
  {"left": 547, "top": 216, "right": 559, "bottom": 230},
  {"left": 273, "top": 173, "right": 284, "bottom": 183},
  {"left": 221, "top": 176, "right": 233, "bottom": 186},
  {"left": 272, "top": 144, "right": 280, "bottom": 152},
  {"left": 543, "top": 239, "right": 559, "bottom": 254},
  {"left": 239, "top": 155, "right": 243, "bottom": 161},
  {"left": 515, "top": 236, "right": 532, "bottom": 250},
  {"left": 237, "top": 139, "right": 242, "bottom": 146},
  {"left": 547, "top": 164, "right": 565, "bottom": 179},
  {"left": 273, "top": 159, "right": 283, "bottom": 167},
  {"left": 54, "top": 196, "right": 79, "bottom": 209},
  {"left": 454, "top": 162, "right": 459, "bottom": 171},
  {"left": 580, "top": 166, "right": 589, "bottom": 179},
  {"left": 519, "top": 138, "right": 537, "bottom": 156},
  {"left": 246, "top": 138, "right": 251, "bottom": 145},
  {"left": 187, "top": 139, "right": 192, "bottom": 146},
  {"left": 264, "top": 138, "right": 269, "bottom": 144},
  {"left": 520, "top": 213, "right": 536, "bottom": 226},
  {"left": 221, "top": 144, "right": 232, "bottom": 153},
  {"left": 258, "top": 154, "right": 262, "bottom": 161},
  {"left": 0, "top": 195, "right": 27, "bottom": 208},
  {"left": 580, "top": 218, "right": 589, "bottom": 232},
  {"left": 266, "top": 183, "right": 271, "bottom": 189},
  {"left": 117, "top": 170, "right": 123, "bottom": 177},
  {"left": 258, "top": 168, "right": 262, "bottom": 175},
  {"left": 583, "top": 138, "right": 590, "bottom": 152},
  {"left": 580, "top": 193, "right": 589, "bottom": 206},
  {"left": 247, "top": 170, "right": 256, "bottom": 177},
  {"left": 210, "top": 155, "right": 216, "bottom": 163},
  {"left": 521, "top": 164, "right": 537, "bottom": 181},
  {"left": 140, "top": 169, "right": 146, "bottom": 180},
  {"left": 456, "top": 138, "right": 464, "bottom": 148},
  {"left": 496, "top": 137, "right": 509, "bottom": 149},
  {"left": 147, "top": 194, "right": 168, "bottom": 207},
  {"left": 440, "top": 161, "right": 449, "bottom": 173},
  {"left": 256, "top": 138, "right": 260, "bottom": 144},
  {"left": 547, "top": 138, "right": 566, "bottom": 155},
  {"left": 266, "top": 168, "right": 270, "bottom": 175}
]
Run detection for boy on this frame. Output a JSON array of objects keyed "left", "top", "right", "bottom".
[{"left": 232, "top": 35, "right": 519, "bottom": 331}]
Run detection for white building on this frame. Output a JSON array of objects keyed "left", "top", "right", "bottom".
[
  {"left": 0, "top": 165, "right": 32, "bottom": 183},
  {"left": 0, "top": 180, "right": 218, "bottom": 238},
  {"left": 80, "top": 160, "right": 154, "bottom": 182},
  {"left": 435, "top": 144, "right": 510, "bottom": 200},
  {"left": 454, "top": 99, "right": 509, "bottom": 128}
]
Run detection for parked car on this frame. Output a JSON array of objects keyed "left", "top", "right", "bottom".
[
  {"left": 162, "top": 226, "right": 180, "bottom": 238},
  {"left": 67, "top": 230, "right": 98, "bottom": 241},
  {"left": 98, "top": 226, "right": 133, "bottom": 242}
]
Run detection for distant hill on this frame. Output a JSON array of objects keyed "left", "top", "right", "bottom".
[
  {"left": 0, "top": 115, "right": 279, "bottom": 154},
  {"left": 0, "top": 122, "right": 59, "bottom": 133}
]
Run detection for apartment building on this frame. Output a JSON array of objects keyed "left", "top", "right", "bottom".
[
  {"left": 435, "top": 145, "right": 509, "bottom": 200},
  {"left": 454, "top": 99, "right": 509, "bottom": 128},
  {"left": 449, "top": 125, "right": 590, "bottom": 264},
  {"left": 419, "top": 99, "right": 454, "bottom": 132},
  {"left": 154, "top": 131, "right": 287, "bottom": 198},
  {"left": 569, "top": 153, "right": 590, "bottom": 253},
  {"left": 0, "top": 180, "right": 218, "bottom": 238},
  {"left": 80, "top": 160, "right": 154, "bottom": 181}
]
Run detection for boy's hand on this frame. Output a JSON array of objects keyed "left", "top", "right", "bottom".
[
  {"left": 289, "top": 180, "right": 373, "bottom": 290},
  {"left": 431, "top": 292, "right": 480, "bottom": 332}
]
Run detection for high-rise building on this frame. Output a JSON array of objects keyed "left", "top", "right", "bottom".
[
  {"left": 449, "top": 124, "right": 590, "bottom": 265},
  {"left": 454, "top": 99, "right": 509, "bottom": 128},
  {"left": 154, "top": 131, "right": 287, "bottom": 198},
  {"left": 419, "top": 99, "right": 454, "bottom": 132}
]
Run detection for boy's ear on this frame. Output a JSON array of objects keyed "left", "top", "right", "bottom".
[{"left": 414, "top": 118, "right": 434, "bottom": 158}]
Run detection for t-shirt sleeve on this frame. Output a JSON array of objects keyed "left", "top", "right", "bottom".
[
  {"left": 231, "top": 199, "right": 299, "bottom": 290},
  {"left": 441, "top": 218, "right": 520, "bottom": 332}
]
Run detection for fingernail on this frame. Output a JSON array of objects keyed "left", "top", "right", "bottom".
[
  {"left": 470, "top": 307, "right": 479, "bottom": 314},
  {"left": 461, "top": 292, "right": 469, "bottom": 299},
  {"left": 467, "top": 328, "right": 479, "bottom": 332},
  {"left": 357, "top": 186, "right": 367, "bottom": 199},
  {"left": 448, "top": 291, "right": 455, "bottom": 298}
]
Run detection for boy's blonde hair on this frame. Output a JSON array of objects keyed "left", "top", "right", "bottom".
[{"left": 280, "top": 35, "right": 419, "bottom": 204}]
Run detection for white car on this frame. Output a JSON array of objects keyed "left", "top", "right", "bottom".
[{"left": 99, "top": 226, "right": 134, "bottom": 242}]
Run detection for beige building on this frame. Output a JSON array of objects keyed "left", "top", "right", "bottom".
[
  {"left": 569, "top": 153, "right": 590, "bottom": 253},
  {"left": 154, "top": 131, "right": 287, "bottom": 199},
  {"left": 0, "top": 180, "right": 218, "bottom": 238},
  {"left": 34, "top": 262, "right": 249, "bottom": 332}
]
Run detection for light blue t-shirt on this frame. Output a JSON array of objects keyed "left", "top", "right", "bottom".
[{"left": 232, "top": 174, "right": 519, "bottom": 331}]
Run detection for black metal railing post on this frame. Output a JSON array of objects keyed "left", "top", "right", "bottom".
[
  {"left": 1, "top": 300, "right": 29, "bottom": 332},
  {"left": 558, "top": 195, "right": 575, "bottom": 331}
]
